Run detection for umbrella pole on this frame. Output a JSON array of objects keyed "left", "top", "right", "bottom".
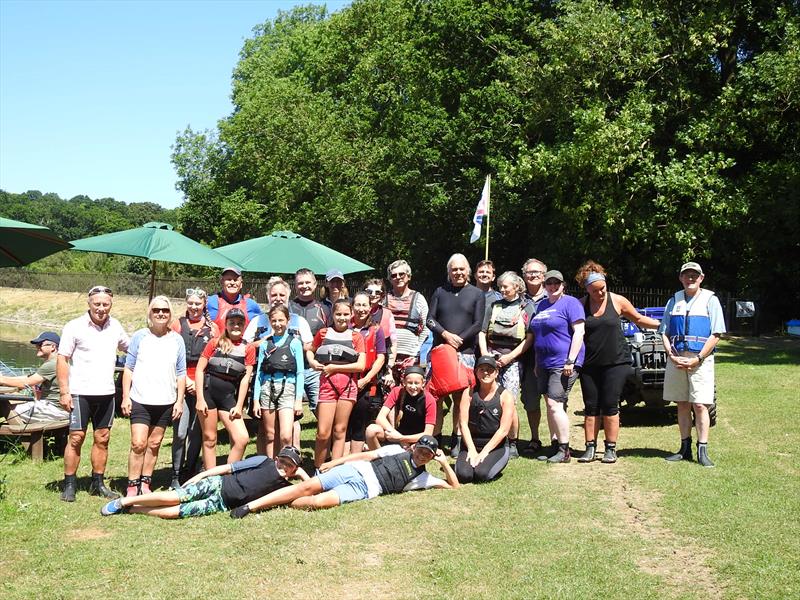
[{"left": 149, "top": 260, "right": 157, "bottom": 302}]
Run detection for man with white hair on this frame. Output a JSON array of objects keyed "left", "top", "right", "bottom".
[{"left": 426, "top": 253, "right": 486, "bottom": 456}]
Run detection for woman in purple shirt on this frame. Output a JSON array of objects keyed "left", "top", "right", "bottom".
[{"left": 527, "top": 270, "right": 585, "bottom": 463}]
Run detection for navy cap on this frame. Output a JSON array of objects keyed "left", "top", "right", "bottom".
[
  {"left": 277, "top": 445, "right": 302, "bottom": 467},
  {"left": 225, "top": 308, "right": 246, "bottom": 321},
  {"left": 415, "top": 435, "right": 439, "bottom": 455},
  {"left": 30, "top": 331, "right": 60, "bottom": 346}
]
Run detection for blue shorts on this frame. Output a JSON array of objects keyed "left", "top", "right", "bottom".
[{"left": 317, "top": 464, "right": 369, "bottom": 504}]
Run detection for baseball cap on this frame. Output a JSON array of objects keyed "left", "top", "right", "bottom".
[
  {"left": 277, "top": 445, "right": 302, "bottom": 467},
  {"left": 415, "top": 435, "right": 439, "bottom": 455},
  {"left": 30, "top": 331, "right": 60, "bottom": 346},
  {"left": 222, "top": 266, "right": 242, "bottom": 276},
  {"left": 680, "top": 262, "right": 704, "bottom": 275},
  {"left": 404, "top": 365, "right": 426, "bottom": 379},
  {"left": 543, "top": 270, "right": 564, "bottom": 283},
  {"left": 474, "top": 355, "right": 498, "bottom": 371},
  {"left": 225, "top": 308, "right": 246, "bottom": 321},
  {"left": 325, "top": 268, "right": 344, "bottom": 281}
]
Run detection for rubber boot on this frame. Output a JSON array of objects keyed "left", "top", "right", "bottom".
[
  {"left": 449, "top": 435, "right": 461, "bottom": 459},
  {"left": 508, "top": 439, "right": 520, "bottom": 460},
  {"left": 547, "top": 442, "right": 571, "bottom": 463},
  {"left": 601, "top": 442, "right": 618, "bottom": 464},
  {"left": 88, "top": 472, "right": 120, "bottom": 499},
  {"left": 696, "top": 442, "right": 715, "bottom": 468},
  {"left": 536, "top": 440, "right": 558, "bottom": 461},
  {"left": 665, "top": 437, "right": 692, "bottom": 462},
  {"left": 61, "top": 474, "right": 77, "bottom": 502},
  {"left": 578, "top": 441, "right": 596, "bottom": 463}
]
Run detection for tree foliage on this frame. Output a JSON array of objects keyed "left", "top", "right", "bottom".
[{"left": 173, "top": 0, "right": 799, "bottom": 325}]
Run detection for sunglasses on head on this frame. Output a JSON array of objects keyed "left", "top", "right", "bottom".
[
  {"left": 186, "top": 288, "right": 207, "bottom": 298},
  {"left": 88, "top": 286, "right": 113, "bottom": 297}
]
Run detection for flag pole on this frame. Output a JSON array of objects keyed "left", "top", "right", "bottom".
[{"left": 484, "top": 174, "right": 491, "bottom": 261}]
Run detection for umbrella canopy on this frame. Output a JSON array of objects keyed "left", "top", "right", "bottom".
[
  {"left": 70, "top": 222, "right": 241, "bottom": 299},
  {"left": 0, "top": 217, "right": 73, "bottom": 267},
  {"left": 215, "top": 230, "right": 372, "bottom": 275}
]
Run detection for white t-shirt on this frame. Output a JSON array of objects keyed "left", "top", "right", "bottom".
[
  {"left": 125, "top": 328, "right": 187, "bottom": 406},
  {"left": 59, "top": 313, "right": 129, "bottom": 396},
  {"left": 353, "top": 444, "right": 446, "bottom": 498},
  {"left": 243, "top": 312, "right": 313, "bottom": 345}
]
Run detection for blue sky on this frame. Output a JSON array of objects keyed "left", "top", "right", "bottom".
[{"left": 0, "top": 0, "right": 350, "bottom": 209}]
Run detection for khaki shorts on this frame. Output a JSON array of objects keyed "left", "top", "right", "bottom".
[
  {"left": 663, "top": 351, "right": 715, "bottom": 405},
  {"left": 259, "top": 380, "right": 297, "bottom": 411}
]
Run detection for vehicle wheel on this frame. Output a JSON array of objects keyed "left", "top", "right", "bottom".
[{"left": 708, "top": 395, "right": 717, "bottom": 427}]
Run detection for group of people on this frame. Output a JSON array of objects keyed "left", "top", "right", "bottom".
[{"left": 1, "top": 254, "right": 725, "bottom": 517}]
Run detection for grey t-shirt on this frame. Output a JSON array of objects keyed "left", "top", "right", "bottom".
[{"left": 36, "top": 358, "right": 61, "bottom": 406}]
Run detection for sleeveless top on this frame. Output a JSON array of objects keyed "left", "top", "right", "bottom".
[
  {"left": 468, "top": 385, "right": 505, "bottom": 446},
  {"left": 583, "top": 296, "right": 629, "bottom": 367}
]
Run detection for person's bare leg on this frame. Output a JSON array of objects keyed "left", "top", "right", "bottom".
[
  {"left": 584, "top": 416, "right": 597, "bottom": 444},
  {"left": 262, "top": 410, "right": 276, "bottom": 458},
  {"left": 365, "top": 424, "right": 384, "bottom": 450},
  {"left": 289, "top": 490, "right": 341, "bottom": 510},
  {"left": 330, "top": 400, "right": 355, "bottom": 460},
  {"left": 315, "top": 403, "right": 336, "bottom": 467},
  {"left": 248, "top": 477, "right": 324, "bottom": 512},
  {"left": 199, "top": 409, "right": 219, "bottom": 470},
  {"left": 129, "top": 505, "right": 181, "bottom": 519},
  {"left": 603, "top": 415, "right": 619, "bottom": 444},
  {"left": 219, "top": 411, "right": 249, "bottom": 463},
  {"left": 676, "top": 401, "right": 692, "bottom": 439},
  {"left": 142, "top": 425, "right": 166, "bottom": 477},
  {"left": 64, "top": 430, "right": 86, "bottom": 475},
  {"left": 277, "top": 408, "right": 294, "bottom": 451},
  {"left": 127, "top": 423, "right": 148, "bottom": 480},
  {"left": 91, "top": 427, "right": 112, "bottom": 474},
  {"left": 119, "top": 489, "right": 181, "bottom": 508},
  {"left": 693, "top": 404, "right": 710, "bottom": 443}
]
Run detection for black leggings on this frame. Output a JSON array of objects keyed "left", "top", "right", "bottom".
[
  {"left": 455, "top": 440, "right": 509, "bottom": 483},
  {"left": 346, "top": 386, "right": 383, "bottom": 443},
  {"left": 579, "top": 363, "right": 631, "bottom": 417}
]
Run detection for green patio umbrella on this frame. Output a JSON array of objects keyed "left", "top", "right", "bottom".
[
  {"left": 215, "top": 230, "right": 372, "bottom": 275},
  {"left": 70, "top": 222, "right": 241, "bottom": 300},
  {"left": 0, "top": 217, "right": 73, "bottom": 267}
]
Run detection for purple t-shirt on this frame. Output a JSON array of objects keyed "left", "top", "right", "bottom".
[{"left": 528, "top": 295, "right": 586, "bottom": 370}]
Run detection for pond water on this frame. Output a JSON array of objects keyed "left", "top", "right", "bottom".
[{"left": 0, "top": 323, "right": 49, "bottom": 372}]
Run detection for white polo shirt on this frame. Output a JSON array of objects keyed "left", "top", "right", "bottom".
[{"left": 59, "top": 313, "right": 129, "bottom": 396}]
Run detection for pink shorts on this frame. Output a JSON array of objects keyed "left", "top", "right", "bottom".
[{"left": 318, "top": 373, "right": 358, "bottom": 403}]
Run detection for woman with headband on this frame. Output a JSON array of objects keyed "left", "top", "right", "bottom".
[
  {"left": 575, "top": 261, "right": 660, "bottom": 463},
  {"left": 169, "top": 288, "right": 219, "bottom": 488}
]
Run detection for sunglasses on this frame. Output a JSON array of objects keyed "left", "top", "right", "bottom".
[
  {"left": 390, "top": 272, "right": 408, "bottom": 279},
  {"left": 88, "top": 286, "right": 113, "bottom": 297},
  {"left": 151, "top": 307, "right": 171, "bottom": 314},
  {"left": 364, "top": 289, "right": 383, "bottom": 296},
  {"left": 186, "top": 288, "right": 207, "bottom": 298}
]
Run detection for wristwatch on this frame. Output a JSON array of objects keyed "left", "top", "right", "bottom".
[
  {"left": 564, "top": 359, "right": 575, "bottom": 366},
  {"left": 695, "top": 353, "right": 704, "bottom": 364}
]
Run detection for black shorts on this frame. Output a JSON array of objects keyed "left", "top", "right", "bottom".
[
  {"left": 69, "top": 394, "right": 115, "bottom": 432},
  {"left": 130, "top": 400, "right": 173, "bottom": 428},
  {"left": 205, "top": 375, "right": 238, "bottom": 412},
  {"left": 346, "top": 387, "right": 383, "bottom": 443}
]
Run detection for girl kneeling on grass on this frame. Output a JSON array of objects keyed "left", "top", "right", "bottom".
[
  {"left": 194, "top": 308, "right": 255, "bottom": 469},
  {"left": 101, "top": 446, "right": 307, "bottom": 518},
  {"left": 253, "top": 305, "right": 305, "bottom": 458},
  {"left": 306, "top": 298, "right": 366, "bottom": 468},
  {"left": 455, "top": 355, "right": 514, "bottom": 483},
  {"left": 121, "top": 296, "right": 186, "bottom": 496}
]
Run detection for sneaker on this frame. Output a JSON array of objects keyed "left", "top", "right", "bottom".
[
  {"left": 601, "top": 446, "right": 618, "bottom": 463},
  {"left": 508, "top": 442, "right": 520, "bottom": 460},
  {"left": 100, "top": 498, "right": 127, "bottom": 516},
  {"left": 547, "top": 446, "right": 571, "bottom": 463},
  {"left": 577, "top": 444, "right": 596, "bottom": 463}
]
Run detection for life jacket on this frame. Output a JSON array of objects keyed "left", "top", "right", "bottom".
[
  {"left": 207, "top": 344, "right": 247, "bottom": 382},
  {"left": 314, "top": 327, "right": 360, "bottom": 365},
  {"left": 259, "top": 337, "right": 297, "bottom": 375},
  {"left": 213, "top": 293, "right": 250, "bottom": 331},
  {"left": 386, "top": 290, "right": 423, "bottom": 335},
  {"left": 253, "top": 312, "right": 302, "bottom": 341},
  {"left": 355, "top": 323, "right": 379, "bottom": 374},
  {"left": 370, "top": 450, "right": 426, "bottom": 495},
  {"left": 667, "top": 289, "right": 716, "bottom": 353},
  {"left": 486, "top": 300, "right": 528, "bottom": 350},
  {"left": 289, "top": 298, "right": 328, "bottom": 336},
  {"left": 178, "top": 317, "right": 213, "bottom": 366},
  {"left": 468, "top": 385, "right": 505, "bottom": 445}
]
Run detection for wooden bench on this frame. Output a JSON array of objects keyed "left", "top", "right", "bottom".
[{"left": 0, "top": 419, "right": 70, "bottom": 461}]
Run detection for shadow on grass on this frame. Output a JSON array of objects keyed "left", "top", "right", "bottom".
[
  {"left": 616, "top": 447, "right": 673, "bottom": 459},
  {"left": 717, "top": 336, "right": 800, "bottom": 366},
  {"left": 619, "top": 405, "right": 677, "bottom": 428}
]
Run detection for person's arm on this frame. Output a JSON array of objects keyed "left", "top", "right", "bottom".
[
  {"left": 319, "top": 448, "right": 381, "bottom": 472},
  {"left": 194, "top": 356, "right": 209, "bottom": 415},
  {"left": 0, "top": 372, "right": 43, "bottom": 390},
  {"left": 498, "top": 333, "right": 534, "bottom": 367},
  {"left": 56, "top": 353, "right": 73, "bottom": 411},
  {"left": 458, "top": 387, "right": 478, "bottom": 461},
  {"left": 415, "top": 294, "right": 429, "bottom": 353},
  {"left": 230, "top": 364, "right": 253, "bottom": 419},
  {"left": 431, "top": 449, "right": 460, "bottom": 489},
  {"left": 375, "top": 405, "right": 396, "bottom": 432},
  {"left": 172, "top": 374, "right": 186, "bottom": 421},
  {"left": 121, "top": 367, "right": 134, "bottom": 417},
  {"left": 291, "top": 339, "right": 305, "bottom": 408},
  {"left": 475, "top": 390, "right": 514, "bottom": 462},
  {"left": 184, "top": 462, "right": 234, "bottom": 486},
  {"left": 615, "top": 294, "right": 660, "bottom": 330},
  {"left": 563, "top": 321, "right": 585, "bottom": 377},
  {"left": 425, "top": 289, "right": 445, "bottom": 338},
  {"left": 478, "top": 331, "right": 490, "bottom": 357}
]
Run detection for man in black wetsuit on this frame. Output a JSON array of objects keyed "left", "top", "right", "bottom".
[
  {"left": 229, "top": 435, "right": 459, "bottom": 515},
  {"left": 426, "top": 253, "right": 486, "bottom": 457}
]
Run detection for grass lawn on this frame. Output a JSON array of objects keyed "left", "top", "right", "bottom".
[{"left": 0, "top": 337, "right": 797, "bottom": 599}]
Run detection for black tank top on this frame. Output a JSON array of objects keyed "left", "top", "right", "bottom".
[
  {"left": 583, "top": 296, "right": 630, "bottom": 367},
  {"left": 468, "top": 385, "right": 504, "bottom": 445}
]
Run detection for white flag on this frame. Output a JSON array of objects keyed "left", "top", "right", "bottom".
[{"left": 470, "top": 177, "right": 490, "bottom": 243}]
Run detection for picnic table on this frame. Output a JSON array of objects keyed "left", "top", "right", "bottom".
[{"left": 0, "top": 390, "right": 69, "bottom": 461}]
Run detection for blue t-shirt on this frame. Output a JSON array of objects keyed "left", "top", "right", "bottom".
[{"left": 528, "top": 295, "right": 586, "bottom": 370}]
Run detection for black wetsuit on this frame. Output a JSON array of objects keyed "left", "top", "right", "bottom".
[
  {"left": 455, "top": 386, "right": 510, "bottom": 483},
  {"left": 427, "top": 283, "right": 485, "bottom": 354}
]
